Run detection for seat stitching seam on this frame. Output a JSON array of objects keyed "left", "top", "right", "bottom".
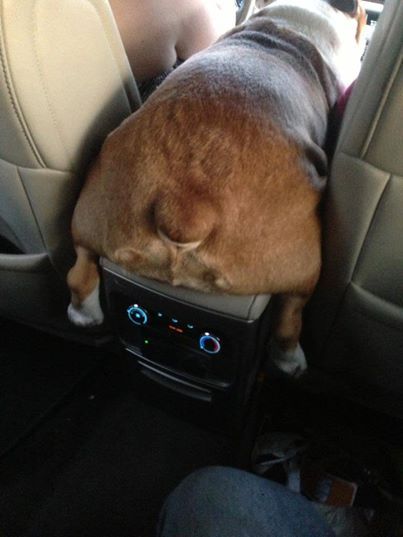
[
  {"left": 350, "top": 282, "right": 403, "bottom": 326},
  {"left": 361, "top": 54, "right": 403, "bottom": 159},
  {"left": 0, "top": 4, "right": 44, "bottom": 167},
  {"left": 335, "top": 151, "right": 400, "bottom": 177},
  {"left": 16, "top": 166, "right": 47, "bottom": 253},
  {"left": 350, "top": 173, "right": 392, "bottom": 281},
  {"left": 247, "top": 295, "right": 258, "bottom": 320},
  {"left": 31, "top": 0, "right": 72, "bottom": 168}
]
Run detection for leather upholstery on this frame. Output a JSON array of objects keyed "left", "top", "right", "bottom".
[
  {"left": 0, "top": 0, "right": 140, "bottom": 327},
  {"left": 305, "top": 0, "right": 403, "bottom": 416}
]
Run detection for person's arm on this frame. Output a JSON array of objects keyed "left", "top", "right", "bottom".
[
  {"left": 109, "top": 0, "right": 176, "bottom": 82},
  {"left": 175, "top": 0, "right": 236, "bottom": 60},
  {"left": 109, "top": 0, "right": 236, "bottom": 83}
]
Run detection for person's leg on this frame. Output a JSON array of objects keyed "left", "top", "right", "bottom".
[{"left": 157, "top": 466, "right": 335, "bottom": 537}]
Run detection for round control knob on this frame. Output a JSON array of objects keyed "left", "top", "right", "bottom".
[
  {"left": 199, "top": 333, "right": 221, "bottom": 354},
  {"left": 127, "top": 305, "right": 148, "bottom": 326}
]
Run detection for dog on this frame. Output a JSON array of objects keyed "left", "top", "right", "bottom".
[{"left": 67, "top": 0, "right": 366, "bottom": 375}]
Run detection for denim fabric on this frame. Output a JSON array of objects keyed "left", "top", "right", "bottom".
[{"left": 157, "top": 466, "right": 335, "bottom": 537}]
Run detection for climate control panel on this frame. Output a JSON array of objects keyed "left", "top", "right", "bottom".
[
  {"left": 125, "top": 302, "right": 223, "bottom": 358},
  {"left": 102, "top": 265, "right": 265, "bottom": 399}
]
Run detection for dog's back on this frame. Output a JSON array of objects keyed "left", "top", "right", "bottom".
[
  {"left": 68, "top": 0, "right": 365, "bottom": 372},
  {"left": 74, "top": 7, "right": 359, "bottom": 295}
]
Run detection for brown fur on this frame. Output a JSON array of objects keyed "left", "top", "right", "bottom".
[
  {"left": 68, "top": 3, "right": 364, "bottom": 354},
  {"left": 67, "top": 247, "right": 99, "bottom": 306}
]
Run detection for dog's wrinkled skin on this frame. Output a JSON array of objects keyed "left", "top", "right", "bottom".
[{"left": 67, "top": 0, "right": 365, "bottom": 375}]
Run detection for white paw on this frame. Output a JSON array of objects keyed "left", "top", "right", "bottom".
[
  {"left": 268, "top": 339, "right": 307, "bottom": 378},
  {"left": 67, "top": 283, "right": 104, "bottom": 327}
]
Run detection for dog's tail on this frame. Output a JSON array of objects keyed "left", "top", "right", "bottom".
[{"left": 154, "top": 190, "right": 216, "bottom": 250}]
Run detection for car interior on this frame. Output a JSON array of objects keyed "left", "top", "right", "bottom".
[{"left": 0, "top": 0, "right": 402, "bottom": 536}]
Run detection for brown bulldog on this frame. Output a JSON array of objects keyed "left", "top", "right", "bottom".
[{"left": 67, "top": 0, "right": 366, "bottom": 375}]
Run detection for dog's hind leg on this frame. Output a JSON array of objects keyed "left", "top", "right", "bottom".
[
  {"left": 67, "top": 246, "right": 104, "bottom": 327},
  {"left": 268, "top": 293, "right": 311, "bottom": 377}
]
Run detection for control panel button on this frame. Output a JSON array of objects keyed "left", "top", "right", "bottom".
[
  {"left": 127, "top": 305, "right": 148, "bottom": 326},
  {"left": 199, "top": 333, "right": 221, "bottom": 354}
]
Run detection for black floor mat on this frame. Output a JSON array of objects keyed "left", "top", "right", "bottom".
[
  {"left": 0, "top": 345, "right": 233, "bottom": 537},
  {"left": 0, "top": 320, "right": 101, "bottom": 458}
]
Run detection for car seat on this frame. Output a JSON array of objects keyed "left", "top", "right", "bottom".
[
  {"left": 304, "top": 0, "right": 403, "bottom": 418},
  {"left": 0, "top": 0, "right": 140, "bottom": 335}
]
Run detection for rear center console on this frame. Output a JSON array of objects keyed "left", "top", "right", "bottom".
[{"left": 102, "top": 258, "right": 272, "bottom": 430}]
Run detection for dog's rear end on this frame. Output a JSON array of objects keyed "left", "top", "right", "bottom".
[{"left": 67, "top": 0, "right": 365, "bottom": 375}]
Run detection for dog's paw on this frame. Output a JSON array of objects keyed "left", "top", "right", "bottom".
[
  {"left": 67, "top": 284, "right": 104, "bottom": 327},
  {"left": 268, "top": 339, "right": 307, "bottom": 378}
]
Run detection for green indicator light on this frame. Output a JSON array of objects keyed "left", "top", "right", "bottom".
[{"left": 144, "top": 339, "right": 149, "bottom": 344}]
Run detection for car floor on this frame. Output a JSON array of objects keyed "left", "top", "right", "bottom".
[
  {"left": 1, "top": 320, "right": 402, "bottom": 537},
  {"left": 0, "top": 321, "right": 234, "bottom": 537}
]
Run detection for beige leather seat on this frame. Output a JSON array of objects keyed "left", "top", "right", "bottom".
[
  {"left": 0, "top": 0, "right": 140, "bottom": 334},
  {"left": 305, "top": 0, "right": 403, "bottom": 417}
]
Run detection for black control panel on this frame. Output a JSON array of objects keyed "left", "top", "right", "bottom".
[
  {"left": 102, "top": 266, "right": 268, "bottom": 402},
  {"left": 126, "top": 302, "right": 222, "bottom": 357},
  {"left": 110, "top": 291, "right": 239, "bottom": 389}
]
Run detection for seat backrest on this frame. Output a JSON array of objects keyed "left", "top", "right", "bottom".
[
  {"left": 305, "top": 0, "right": 403, "bottom": 417},
  {"left": 0, "top": 0, "right": 141, "bottom": 326}
]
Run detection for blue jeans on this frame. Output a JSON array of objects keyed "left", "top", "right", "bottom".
[{"left": 157, "top": 466, "right": 335, "bottom": 537}]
